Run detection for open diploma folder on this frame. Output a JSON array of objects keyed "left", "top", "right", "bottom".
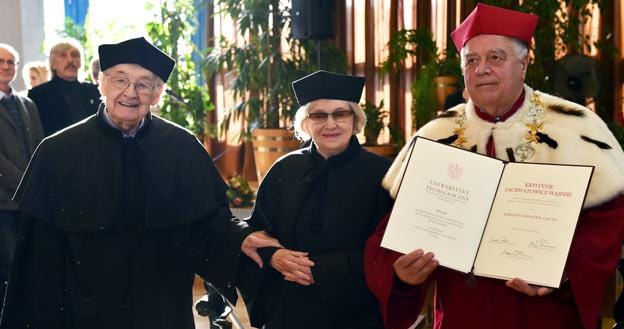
[{"left": 381, "top": 137, "right": 593, "bottom": 288}]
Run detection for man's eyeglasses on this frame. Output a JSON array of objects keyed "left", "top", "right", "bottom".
[
  {"left": 106, "top": 75, "right": 157, "bottom": 96},
  {"left": 0, "top": 59, "right": 18, "bottom": 66},
  {"left": 307, "top": 109, "right": 354, "bottom": 123}
]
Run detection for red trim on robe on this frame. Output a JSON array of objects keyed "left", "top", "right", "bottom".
[
  {"left": 365, "top": 194, "right": 624, "bottom": 329},
  {"left": 474, "top": 90, "right": 525, "bottom": 123},
  {"left": 474, "top": 90, "right": 525, "bottom": 157}
]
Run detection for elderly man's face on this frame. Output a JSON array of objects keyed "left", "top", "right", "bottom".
[
  {"left": 305, "top": 99, "right": 354, "bottom": 159},
  {"left": 51, "top": 46, "right": 81, "bottom": 81},
  {"left": 101, "top": 64, "right": 162, "bottom": 132},
  {"left": 0, "top": 48, "right": 17, "bottom": 87},
  {"left": 462, "top": 34, "right": 529, "bottom": 116}
]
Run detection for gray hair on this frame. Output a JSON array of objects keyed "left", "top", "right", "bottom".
[
  {"left": 460, "top": 36, "right": 528, "bottom": 68},
  {"left": 48, "top": 38, "right": 84, "bottom": 75},
  {"left": 90, "top": 58, "right": 101, "bottom": 82},
  {"left": 0, "top": 43, "right": 20, "bottom": 63},
  {"left": 292, "top": 99, "right": 366, "bottom": 141}
]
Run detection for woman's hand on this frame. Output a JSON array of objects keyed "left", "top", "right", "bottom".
[
  {"left": 393, "top": 249, "right": 438, "bottom": 285},
  {"left": 271, "top": 249, "right": 316, "bottom": 286},
  {"left": 505, "top": 278, "right": 554, "bottom": 296},
  {"left": 241, "top": 230, "right": 283, "bottom": 268}
]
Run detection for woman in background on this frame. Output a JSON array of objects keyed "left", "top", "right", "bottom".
[{"left": 21, "top": 61, "right": 49, "bottom": 90}]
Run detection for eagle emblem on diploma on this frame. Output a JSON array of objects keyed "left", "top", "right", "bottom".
[{"left": 448, "top": 163, "right": 463, "bottom": 179}]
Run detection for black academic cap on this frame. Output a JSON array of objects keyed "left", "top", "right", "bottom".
[
  {"left": 292, "top": 70, "right": 365, "bottom": 106},
  {"left": 98, "top": 37, "right": 175, "bottom": 82}
]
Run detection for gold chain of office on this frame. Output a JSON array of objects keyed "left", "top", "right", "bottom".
[{"left": 451, "top": 91, "right": 545, "bottom": 162}]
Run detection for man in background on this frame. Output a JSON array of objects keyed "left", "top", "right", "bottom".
[
  {"left": 28, "top": 38, "right": 100, "bottom": 136},
  {"left": 90, "top": 58, "right": 101, "bottom": 85},
  {"left": 0, "top": 43, "right": 43, "bottom": 299}
]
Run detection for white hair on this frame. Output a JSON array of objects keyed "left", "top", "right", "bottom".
[
  {"left": 0, "top": 43, "right": 19, "bottom": 63},
  {"left": 292, "top": 99, "right": 366, "bottom": 142}
]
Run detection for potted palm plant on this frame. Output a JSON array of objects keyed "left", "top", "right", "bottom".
[
  {"left": 382, "top": 29, "right": 462, "bottom": 129},
  {"left": 361, "top": 100, "right": 399, "bottom": 158},
  {"left": 207, "top": 0, "right": 347, "bottom": 180},
  {"left": 146, "top": 0, "right": 213, "bottom": 138}
]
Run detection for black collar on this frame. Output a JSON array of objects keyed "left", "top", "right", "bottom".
[
  {"left": 300, "top": 136, "right": 361, "bottom": 184},
  {"left": 95, "top": 103, "right": 153, "bottom": 141}
]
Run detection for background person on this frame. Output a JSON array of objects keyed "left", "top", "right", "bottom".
[
  {"left": 28, "top": 38, "right": 100, "bottom": 136},
  {"left": 21, "top": 61, "right": 49, "bottom": 90},
  {"left": 364, "top": 4, "right": 624, "bottom": 329},
  {"left": 238, "top": 70, "right": 393, "bottom": 329},
  {"left": 90, "top": 57, "right": 101, "bottom": 85},
  {"left": 0, "top": 43, "right": 43, "bottom": 301}
]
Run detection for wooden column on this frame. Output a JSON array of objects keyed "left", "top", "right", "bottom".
[
  {"left": 613, "top": 0, "right": 623, "bottom": 122},
  {"left": 415, "top": 0, "right": 432, "bottom": 74},
  {"left": 446, "top": 0, "right": 457, "bottom": 39},
  {"left": 205, "top": 1, "right": 218, "bottom": 154},
  {"left": 388, "top": 0, "right": 405, "bottom": 133},
  {"left": 598, "top": 0, "right": 615, "bottom": 122},
  {"left": 364, "top": 0, "right": 376, "bottom": 100},
  {"left": 335, "top": 0, "right": 347, "bottom": 57}
]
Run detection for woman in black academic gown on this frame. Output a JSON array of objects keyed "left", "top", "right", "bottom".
[{"left": 239, "top": 71, "right": 393, "bottom": 329}]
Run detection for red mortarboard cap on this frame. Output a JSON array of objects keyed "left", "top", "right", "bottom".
[{"left": 450, "top": 3, "right": 539, "bottom": 51}]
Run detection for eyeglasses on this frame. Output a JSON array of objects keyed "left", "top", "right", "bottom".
[
  {"left": 0, "top": 59, "right": 18, "bottom": 66},
  {"left": 307, "top": 109, "right": 354, "bottom": 123},
  {"left": 106, "top": 75, "right": 157, "bottom": 96}
]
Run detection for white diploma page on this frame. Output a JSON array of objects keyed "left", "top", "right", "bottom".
[
  {"left": 473, "top": 162, "right": 593, "bottom": 287},
  {"left": 381, "top": 137, "right": 505, "bottom": 273}
]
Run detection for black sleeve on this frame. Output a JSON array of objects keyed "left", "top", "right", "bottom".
[
  {"left": 193, "top": 175, "right": 255, "bottom": 304},
  {"left": 1, "top": 216, "right": 66, "bottom": 329},
  {"left": 235, "top": 165, "right": 285, "bottom": 326}
]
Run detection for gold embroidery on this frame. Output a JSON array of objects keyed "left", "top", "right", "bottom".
[
  {"left": 515, "top": 91, "right": 545, "bottom": 161},
  {"left": 526, "top": 122, "right": 544, "bottom": 144},
  {"left": 452, "top": 110, "right": 467, "bottom": 148}
]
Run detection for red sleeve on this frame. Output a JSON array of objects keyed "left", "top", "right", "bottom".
[
  {"left": 567, "top": 194, "right": 624, "bottom": 329},
  {"left": 364, "top": 213, "right": 429, "bottom": 329}
]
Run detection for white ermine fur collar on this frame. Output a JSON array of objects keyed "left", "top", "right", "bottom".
[{"left": 383, "top": 85, "right": 624, "bottom": 208}]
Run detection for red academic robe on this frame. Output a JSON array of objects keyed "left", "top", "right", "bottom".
[{"left": 364, "top": 194, "right": 624, "bottom": 329}]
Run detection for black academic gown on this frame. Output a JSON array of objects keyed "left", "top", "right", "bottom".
[
  {"left": 239, "top": 137, "right": 392, "bottom": 329},
  {"left": 0, "top": 105, "right": 252, "bottom": 329},
  {"left": 28, "top": 76, "right": 101, "bottom": 136}
]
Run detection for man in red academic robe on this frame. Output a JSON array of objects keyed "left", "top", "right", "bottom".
[{"left": 364, "top": 3, "right": 624, "bottom": 329}]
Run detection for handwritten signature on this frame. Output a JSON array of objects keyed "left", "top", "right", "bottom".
[
  {"left": 489, "top": 235, "right": 514, "bottom": 246},
  {"left": 500, "top": 249, "right": 533, "bottom": 260},
  {"left": 528, "top": 239, "right": 556, "bottom": 251}
]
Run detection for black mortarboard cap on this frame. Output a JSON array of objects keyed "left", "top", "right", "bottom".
[
  {"left": 292, "top": 70, "right": 365, "bottom": 106},
  {"left": 98, "top": 37, "right": 175, "bottom": 82}
]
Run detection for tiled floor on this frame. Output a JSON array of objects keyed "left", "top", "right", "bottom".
[
  {"left": 192, "top": 275, "right": 621, "bottom": 329},
  {"left": 193, "top": 208, "right": 254, "bottom": 328},
  {"left": 192, "top": 277, "right": 253, "bottom": 329},
  {"left": 192, "top": 275, "right": 618, "bottom": 329}
]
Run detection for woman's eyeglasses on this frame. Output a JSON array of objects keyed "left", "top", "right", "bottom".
[{"left": 307, "top": 109, "right": 354, "bottom": 123}]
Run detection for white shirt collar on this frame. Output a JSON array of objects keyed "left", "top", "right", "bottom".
[
  {"left": 0, "top": 88, "right": 14, "bottom": 100},
  {"left": 102, "top": 107, "right": 145, "bottom": 138}
]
